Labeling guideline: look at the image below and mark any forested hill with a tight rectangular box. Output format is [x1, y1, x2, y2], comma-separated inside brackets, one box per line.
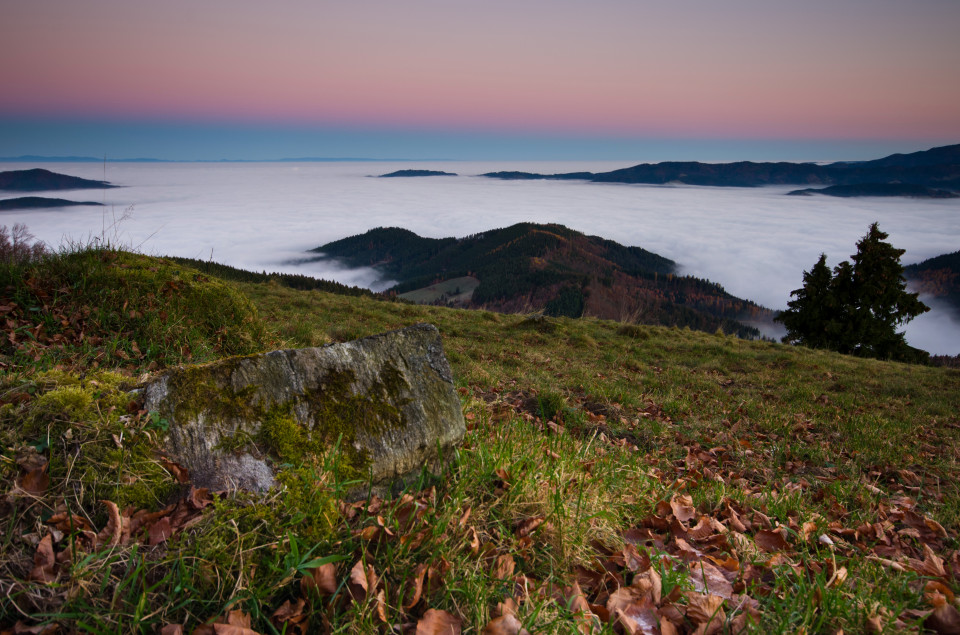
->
[905, 250, 960, 317]
[312, 223, 772, 337]
[0, 168, 117, 191]
[482, 143, 960, 190]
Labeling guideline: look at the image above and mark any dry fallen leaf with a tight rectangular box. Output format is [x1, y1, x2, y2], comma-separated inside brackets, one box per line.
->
[159, 625, 184, 635]
[515, 516, 546, 538]
[19, 464, 49, 497]
[416, 608, 462, 635]
[493, 554, 516, 580]
[686, 593, 726, 634]
[348, 559, 378, 602]
[689, 560, 733, 599]
[270, 598, 307, 633]
[670, 494, 697, 524]
[482, 614, 529, 635]
[924, 603, 960, 635]
[301, 561, 338, 597]
[754, 529, 790, 553]
[148, 517, 173, 546]
[28, 533, 57, 583]
[96, 500, 124, 547]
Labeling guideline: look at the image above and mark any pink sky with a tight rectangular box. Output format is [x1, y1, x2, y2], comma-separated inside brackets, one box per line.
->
[3, 0, 960, 141]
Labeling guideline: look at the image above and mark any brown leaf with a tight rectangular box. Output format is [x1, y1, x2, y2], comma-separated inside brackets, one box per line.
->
[375, 589, 388, 623]
[925, 603, 960, 635]
[404, 563, 429, 609]
[161, 458, 190, 484]
[926, 580, 956, 606]
[149, 517, 173, 546]
[19, 464, 49, 497]
[686, 594, 726, 631]
[348, 559, 378, 602]
[225, 610, 252, 628]
[660, 617, 680, 635]
[482, 613, 529, 635]
[631, 568, 662, 604]
[416, 609, 462, 635]
[96, 500, 124, 547]
[187, 486, 213, 509]
[622, 543, 650, 572]
[919, 544, 949, 579]
[212, 626, 260, 635]
[614, 598, 660, 635]
[301, 561, 338, 597]
[670, 494, 696, 524]
[28, 533, 57, 583]
[754, 528, 790, 553]
[160, 625, 184, 635]
[493, 554, 516, 580]
[689, 560, 733, 599]
[270, 598, 307, 632]
[466, 526, 481, 556]
[12, 622, 60, 635]
[515, 515, 546, 538]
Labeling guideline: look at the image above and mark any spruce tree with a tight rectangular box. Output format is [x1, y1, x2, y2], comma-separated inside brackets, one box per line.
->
[848, 222, 929, 359]
[776, 223, 929, 361]
[777, 254, 834, 349]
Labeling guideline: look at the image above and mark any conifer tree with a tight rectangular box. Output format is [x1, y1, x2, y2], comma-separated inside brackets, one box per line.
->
[776, 223, 929, 361]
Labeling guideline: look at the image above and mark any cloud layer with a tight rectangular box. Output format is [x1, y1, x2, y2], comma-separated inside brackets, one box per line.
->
[2, 160, 957, 353]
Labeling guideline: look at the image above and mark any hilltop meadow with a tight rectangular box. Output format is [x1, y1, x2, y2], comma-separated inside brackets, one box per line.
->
[1, 236, 959, 634]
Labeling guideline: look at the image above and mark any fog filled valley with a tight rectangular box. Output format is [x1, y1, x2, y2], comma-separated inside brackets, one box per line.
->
[2, 160, 959, 354]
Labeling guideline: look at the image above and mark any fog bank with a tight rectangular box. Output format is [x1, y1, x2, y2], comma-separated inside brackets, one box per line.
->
[2, 161, 957, 354]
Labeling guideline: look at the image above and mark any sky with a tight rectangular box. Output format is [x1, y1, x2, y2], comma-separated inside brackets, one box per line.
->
[2, 0, 960, 160]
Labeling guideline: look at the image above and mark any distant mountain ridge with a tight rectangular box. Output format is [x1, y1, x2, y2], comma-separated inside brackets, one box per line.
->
[0, 197, 104, 211]
[787, 183, 959, 198]
[311, 223, 772, 337]
[0, 168, 116, 191]
[482, 143, 960, 192]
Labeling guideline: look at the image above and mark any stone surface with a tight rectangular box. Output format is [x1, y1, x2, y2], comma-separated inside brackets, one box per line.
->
[140, 323, 465, 495]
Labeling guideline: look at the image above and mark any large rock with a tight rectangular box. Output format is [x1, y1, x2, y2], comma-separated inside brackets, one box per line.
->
[140, 323, 465, 496]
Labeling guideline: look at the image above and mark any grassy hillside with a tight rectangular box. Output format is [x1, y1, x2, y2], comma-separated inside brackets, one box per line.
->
[2, 248, 959, 633]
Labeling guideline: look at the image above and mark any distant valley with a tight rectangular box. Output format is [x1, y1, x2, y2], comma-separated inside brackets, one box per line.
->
[310, 223, 773, 338]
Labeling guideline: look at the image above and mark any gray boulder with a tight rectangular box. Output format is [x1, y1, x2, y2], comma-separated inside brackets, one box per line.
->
[140, 323, 465, 496]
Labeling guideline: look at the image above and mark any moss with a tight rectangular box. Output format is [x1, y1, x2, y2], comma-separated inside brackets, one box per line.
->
[256, 405, 318, 464]
[32, 386, 93, 422]
[162, 358, 260, 424]
[36, 370, 82, 390]
[301, 365, 412, 479]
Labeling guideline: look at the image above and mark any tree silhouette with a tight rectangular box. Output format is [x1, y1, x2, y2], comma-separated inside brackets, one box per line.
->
[776, 223, 929, 362]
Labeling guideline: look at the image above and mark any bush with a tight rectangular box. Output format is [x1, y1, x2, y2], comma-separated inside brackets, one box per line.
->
[0, 223, 47, 265]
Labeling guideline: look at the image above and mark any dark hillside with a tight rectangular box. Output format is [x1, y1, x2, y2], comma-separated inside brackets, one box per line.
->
[905, 250, 960, 317]
[482, 143, 960, 189]
[313, 223, 770, 336]
[0, 168, 117, 191]
[831, 142, 960, 169]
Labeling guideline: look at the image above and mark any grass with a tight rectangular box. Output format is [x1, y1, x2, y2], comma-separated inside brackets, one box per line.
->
[1, 247, 959, 633]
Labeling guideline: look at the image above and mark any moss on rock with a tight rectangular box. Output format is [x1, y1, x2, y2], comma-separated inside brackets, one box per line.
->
[142, 324, 466, 497]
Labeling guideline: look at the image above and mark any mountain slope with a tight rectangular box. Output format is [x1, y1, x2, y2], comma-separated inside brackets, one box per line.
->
[905, 250, 960, 317]
[0, 168, 117, 191]
[482, 143, 960, 190]
[312, 223, 771, 337]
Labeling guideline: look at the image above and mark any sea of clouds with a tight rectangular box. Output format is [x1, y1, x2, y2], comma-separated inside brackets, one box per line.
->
[2, 160, 958, 354]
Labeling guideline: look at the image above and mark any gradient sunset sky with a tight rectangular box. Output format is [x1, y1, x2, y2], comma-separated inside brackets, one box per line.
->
[3, 0, 959, 160]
